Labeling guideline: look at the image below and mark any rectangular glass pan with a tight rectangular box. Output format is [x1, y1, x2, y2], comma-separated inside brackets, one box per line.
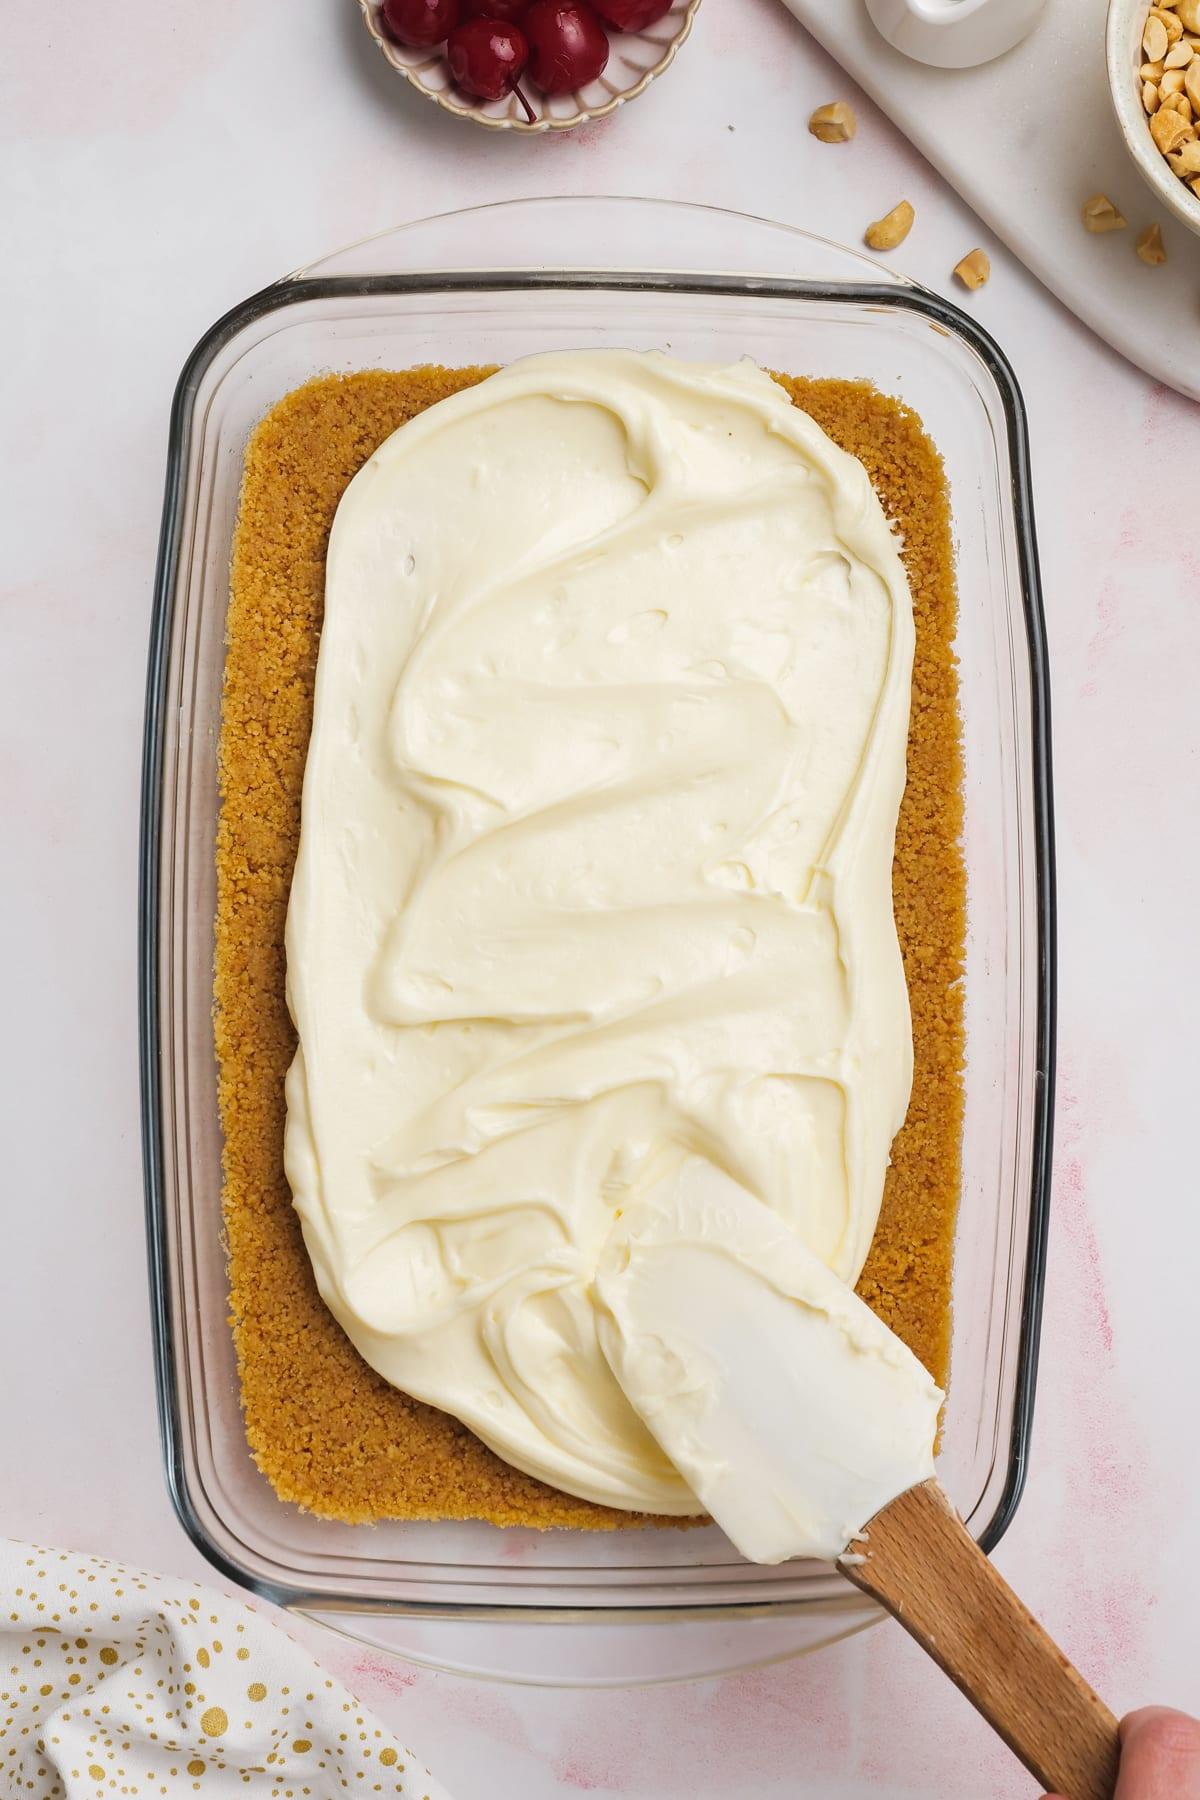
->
[140, 202, 1054, 1677]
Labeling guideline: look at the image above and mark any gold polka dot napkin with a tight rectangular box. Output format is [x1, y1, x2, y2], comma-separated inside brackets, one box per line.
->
[1, 1541, 454, 1798]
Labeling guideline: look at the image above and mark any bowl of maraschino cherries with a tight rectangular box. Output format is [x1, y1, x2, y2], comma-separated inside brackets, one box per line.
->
[358, 0, 700, 131]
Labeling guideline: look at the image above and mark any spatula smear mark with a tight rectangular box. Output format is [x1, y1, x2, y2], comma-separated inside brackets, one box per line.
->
[593, 1154, 943, 1565]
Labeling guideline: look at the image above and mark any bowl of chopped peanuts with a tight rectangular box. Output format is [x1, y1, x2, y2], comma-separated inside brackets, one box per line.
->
[1106, 0, 1200, 234]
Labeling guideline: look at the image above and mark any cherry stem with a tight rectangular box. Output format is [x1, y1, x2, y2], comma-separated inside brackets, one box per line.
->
[513, 78, 536, 123]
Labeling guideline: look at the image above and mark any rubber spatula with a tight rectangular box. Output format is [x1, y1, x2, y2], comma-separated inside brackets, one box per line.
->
[594, 1157, 1120, 1800]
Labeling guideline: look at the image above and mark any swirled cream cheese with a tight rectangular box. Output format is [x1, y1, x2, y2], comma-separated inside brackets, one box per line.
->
[284, 349, 916, 1521]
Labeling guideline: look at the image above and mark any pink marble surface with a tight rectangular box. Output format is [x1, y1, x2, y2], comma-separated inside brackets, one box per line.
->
[3, 0, 1199, 1793]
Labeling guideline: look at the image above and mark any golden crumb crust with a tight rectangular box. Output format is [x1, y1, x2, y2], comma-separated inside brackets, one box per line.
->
[215, 366, 965, 1528]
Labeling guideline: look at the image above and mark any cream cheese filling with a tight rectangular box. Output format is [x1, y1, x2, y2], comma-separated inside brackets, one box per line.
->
[284, 350, 915, 1518]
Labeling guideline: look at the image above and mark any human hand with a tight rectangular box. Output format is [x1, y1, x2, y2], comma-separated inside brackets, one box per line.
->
[1042, 1707, 1200, 1799]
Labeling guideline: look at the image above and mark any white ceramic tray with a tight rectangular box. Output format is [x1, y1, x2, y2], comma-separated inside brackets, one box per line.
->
[780, 0, 1200, 401]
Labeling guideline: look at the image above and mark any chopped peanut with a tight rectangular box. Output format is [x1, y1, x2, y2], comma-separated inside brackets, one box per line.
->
[1167, 136, 1200, 172]
[952, 249, 990, 290]
[1082, 192, 1127, 231]
[1152, 6, 1184, 44]
[865, 200, 915, 250]
[1151, 103, 1193, 149]
[1135, 222, 1168, 263]
[809, 101, 856, 143]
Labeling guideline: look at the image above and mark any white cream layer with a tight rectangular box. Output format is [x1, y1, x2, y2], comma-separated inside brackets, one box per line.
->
[284, 349, 916, 1518]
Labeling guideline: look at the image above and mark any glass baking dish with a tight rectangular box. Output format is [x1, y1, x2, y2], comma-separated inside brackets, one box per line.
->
[140, 199, 1055, 1686]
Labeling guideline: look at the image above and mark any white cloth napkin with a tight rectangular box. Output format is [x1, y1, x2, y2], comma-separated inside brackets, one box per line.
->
[0, 1540, 455, 1799]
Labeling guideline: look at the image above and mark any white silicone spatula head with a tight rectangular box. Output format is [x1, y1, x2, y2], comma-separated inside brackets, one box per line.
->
[592, 1154, 942, 1564]
[594, 1156, 1121, 1800]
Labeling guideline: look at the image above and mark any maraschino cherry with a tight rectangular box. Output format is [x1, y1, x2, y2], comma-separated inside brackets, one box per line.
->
[382, 0, 461, 46]
[460, 0, 530, 19]
[447, 17, 529, 98]
[522, 0, 609, 93]
[590, 0, 671, 28]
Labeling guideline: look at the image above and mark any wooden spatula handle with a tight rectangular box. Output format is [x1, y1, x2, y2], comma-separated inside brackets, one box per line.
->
[840, 1480, 1120, 1800]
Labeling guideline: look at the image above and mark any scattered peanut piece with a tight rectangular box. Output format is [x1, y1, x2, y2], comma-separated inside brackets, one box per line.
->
[809, 101, 856, 142]
[952, 249, 989, 291]
[865, 200, 915, 250]
[1082, 192, 1127, 231]
[1135, 221, 1168, 263]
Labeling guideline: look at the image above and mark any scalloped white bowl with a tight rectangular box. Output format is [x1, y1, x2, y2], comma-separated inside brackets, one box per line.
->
[357, 0, 701, 132]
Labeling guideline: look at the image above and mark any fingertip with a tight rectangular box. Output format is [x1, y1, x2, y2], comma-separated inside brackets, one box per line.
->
[1116, 1707, 1200, 1798]
[1120, 1705, 1200, 1747]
